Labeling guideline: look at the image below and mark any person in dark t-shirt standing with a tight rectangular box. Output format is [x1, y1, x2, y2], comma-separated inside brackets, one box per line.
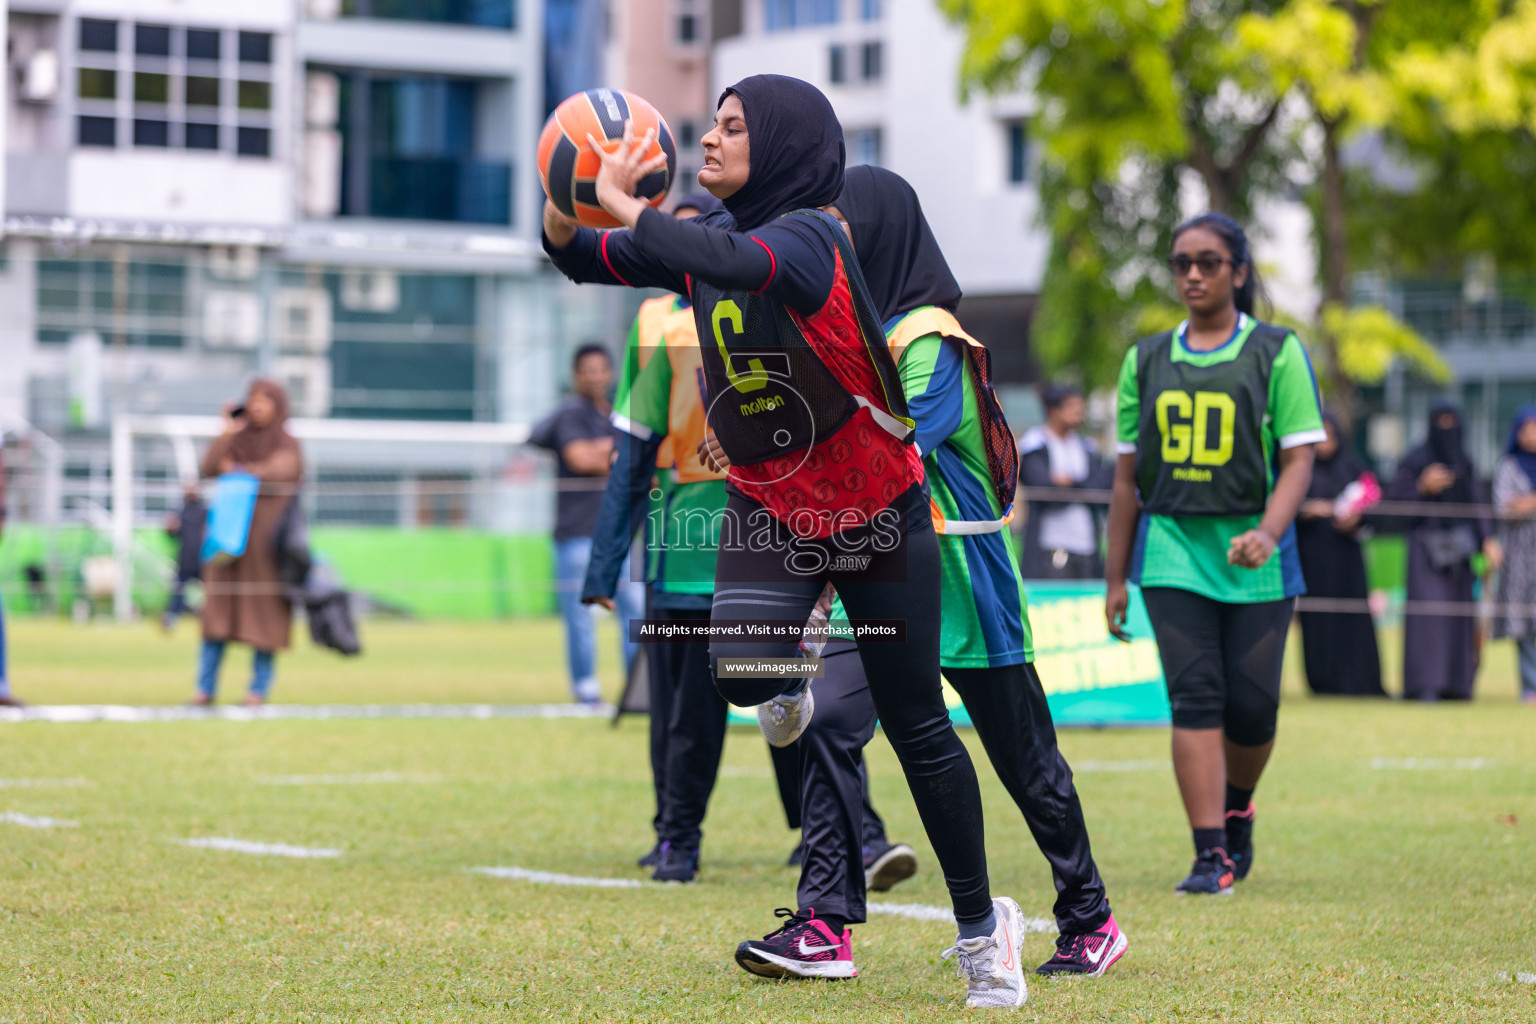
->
[530, 343, 644, 704]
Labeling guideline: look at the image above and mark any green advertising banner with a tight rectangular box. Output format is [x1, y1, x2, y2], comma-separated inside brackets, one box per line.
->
[945, 581, 1169, 728]
[725, 581, 1168, 730]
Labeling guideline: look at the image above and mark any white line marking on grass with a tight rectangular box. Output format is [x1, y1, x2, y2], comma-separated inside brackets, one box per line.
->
[1369, 757, 1496, 771]
[176, 837, 342, 858]
[469, 866, 644, 889]
[0, 778, 92, 788]
[1072, 759, 1166, 773]
[1497, 972, 1536, 983]
[0, 703, 613, 724]
[868, 902, 1056, 933]
[1, 811, 79, 829]
[256, 772, 444, 786]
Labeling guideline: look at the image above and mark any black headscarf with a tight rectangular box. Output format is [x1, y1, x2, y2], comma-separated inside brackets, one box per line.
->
[1427, 399, 1471, 470]
[1505, 405, 1536, 487]
[1307, 412, 1368, 501]
[672, 192, 723, 217]
[833, 165, 963, 323]
[1398, 400, 1477, 504]
[716, 75, 845, 231]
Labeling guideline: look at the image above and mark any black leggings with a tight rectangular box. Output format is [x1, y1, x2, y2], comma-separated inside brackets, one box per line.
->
[945, 663, 1110, 932]
[1141, 587, 1292, 745]
[709, 488, 992, 925]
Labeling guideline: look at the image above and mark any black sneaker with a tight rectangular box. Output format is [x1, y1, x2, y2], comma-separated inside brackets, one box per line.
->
[786, 838, 804, 868]
[637, 841, 663, 869]
[1225, 803, 1256, 880]
[1175, 847, 1236, 895]
[1036, 913, 1128, 977]
[651, 842, 699, 883]
[735, 908, 856, 979]
[863, 840, 918, 892]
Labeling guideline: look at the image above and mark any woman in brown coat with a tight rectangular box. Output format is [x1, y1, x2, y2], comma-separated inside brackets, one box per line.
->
[191, 379, 303, 706]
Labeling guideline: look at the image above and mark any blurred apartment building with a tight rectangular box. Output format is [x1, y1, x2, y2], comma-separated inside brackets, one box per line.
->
[0, 0, 637, 531]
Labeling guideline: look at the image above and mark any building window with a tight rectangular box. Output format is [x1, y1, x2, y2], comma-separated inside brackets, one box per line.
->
[848, 126, 881, 167]
[339, 1, 516, 30]
[238, 80, 272, 110]
[675, 0, 704, 45]
[134, 72, 170, 104]
[238, 32, 273, 64]
[186, 28, 220, 60]
[238, 127, 272, 157]
[861, 41, 882, 81]
[1006, 119, 1029, 184]
[766, 0, 841, 32]
[676, 119, 699, 150]
[78, 67, 116, 100]
[134, 119, 170, 147]
[185, 76, 219, 107]
[135, 23, 171, 56]
[77, 116, 116, 147]
[36, 257, 188, 349]
[185, 123, 220, 150]
[861, 0, 881, 20]
[334, 72, 511, 225]
[829, 44, 846, 84]
[75, 23, 275, 159]
[79, 19, 118, 53]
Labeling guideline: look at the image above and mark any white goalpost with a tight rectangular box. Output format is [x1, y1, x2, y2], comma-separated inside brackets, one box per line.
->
[108, 414, 537, 621]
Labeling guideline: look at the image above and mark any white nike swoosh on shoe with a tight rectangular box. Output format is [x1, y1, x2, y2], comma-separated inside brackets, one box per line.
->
[1084, 940, 1107, 965]
[798, 937, 842, 956]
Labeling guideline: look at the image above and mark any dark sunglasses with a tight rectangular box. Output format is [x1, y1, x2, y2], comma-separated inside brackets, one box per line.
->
[1167, 255, 1238, 277]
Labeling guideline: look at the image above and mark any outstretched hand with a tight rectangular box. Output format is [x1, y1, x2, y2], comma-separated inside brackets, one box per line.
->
[589, 120, 670, 230]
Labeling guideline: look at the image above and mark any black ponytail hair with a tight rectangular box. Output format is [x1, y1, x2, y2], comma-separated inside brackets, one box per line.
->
[1171, 212, 1269, 319]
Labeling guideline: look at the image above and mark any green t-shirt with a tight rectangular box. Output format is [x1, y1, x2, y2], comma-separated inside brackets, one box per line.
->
[1115, 315, 1325, 603]
[829, 317, 1034, 666]
[614, 303, 726, 596]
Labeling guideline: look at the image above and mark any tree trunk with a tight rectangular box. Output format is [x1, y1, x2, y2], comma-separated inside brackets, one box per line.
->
[1319, 116, 1357, 416]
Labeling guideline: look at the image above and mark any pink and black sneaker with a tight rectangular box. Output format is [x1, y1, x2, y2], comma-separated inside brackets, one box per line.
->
[734, 908, 856, 980]
[1036, 913, 1128, 977]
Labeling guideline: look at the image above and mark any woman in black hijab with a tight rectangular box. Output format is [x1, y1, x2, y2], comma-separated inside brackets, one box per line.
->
[1295, 413, 1386, 696]
[541, 76, 1025, 1004]
[1384, 401, 1502, 699]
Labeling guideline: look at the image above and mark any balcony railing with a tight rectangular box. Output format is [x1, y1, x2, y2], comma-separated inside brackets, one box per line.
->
[1395, 283, 1536, 346]
[341, 0, 515, 30]
[367, 157, 511, 225]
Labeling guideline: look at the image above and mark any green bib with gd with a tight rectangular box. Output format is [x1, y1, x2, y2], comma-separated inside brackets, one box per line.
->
[1134, 322, 1289, 517]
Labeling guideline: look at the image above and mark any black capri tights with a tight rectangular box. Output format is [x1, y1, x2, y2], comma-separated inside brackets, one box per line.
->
[706, 488, 993, 926]
[1141, 587, 1293, 746]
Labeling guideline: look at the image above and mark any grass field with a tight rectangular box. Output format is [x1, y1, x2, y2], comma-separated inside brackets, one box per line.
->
[2, 618, 1533, 1022]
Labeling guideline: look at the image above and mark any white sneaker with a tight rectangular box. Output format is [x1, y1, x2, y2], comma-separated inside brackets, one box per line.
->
[941, 896, 1028, 1009]
[756, 685, 814, 747]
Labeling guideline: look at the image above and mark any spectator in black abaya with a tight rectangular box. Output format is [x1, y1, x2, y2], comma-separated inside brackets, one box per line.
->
[1490, 406, 1536, 704]
[1384, 402, 1502, 701]
[1295, 414, 1385, 696]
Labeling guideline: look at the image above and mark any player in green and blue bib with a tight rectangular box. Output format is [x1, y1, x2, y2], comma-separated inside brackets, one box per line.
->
[1106, 213, 1324, 895]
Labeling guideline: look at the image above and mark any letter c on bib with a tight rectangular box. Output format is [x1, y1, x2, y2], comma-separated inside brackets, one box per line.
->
[712, 300, 768, 394]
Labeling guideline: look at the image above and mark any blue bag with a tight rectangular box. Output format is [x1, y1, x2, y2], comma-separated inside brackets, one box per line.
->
[200, 472, 260, 567]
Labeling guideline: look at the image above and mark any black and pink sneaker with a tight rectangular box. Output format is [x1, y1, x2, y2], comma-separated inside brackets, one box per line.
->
[735, 908, 856, 980]
[1036, 913, 1129, 977]
[1226, 803, 1256, 880]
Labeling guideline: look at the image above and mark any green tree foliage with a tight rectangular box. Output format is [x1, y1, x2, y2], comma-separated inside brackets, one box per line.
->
[940, 0, 1536, 395]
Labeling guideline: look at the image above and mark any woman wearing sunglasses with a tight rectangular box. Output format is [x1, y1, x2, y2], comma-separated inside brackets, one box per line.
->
[1105, 213, 1323, 894]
